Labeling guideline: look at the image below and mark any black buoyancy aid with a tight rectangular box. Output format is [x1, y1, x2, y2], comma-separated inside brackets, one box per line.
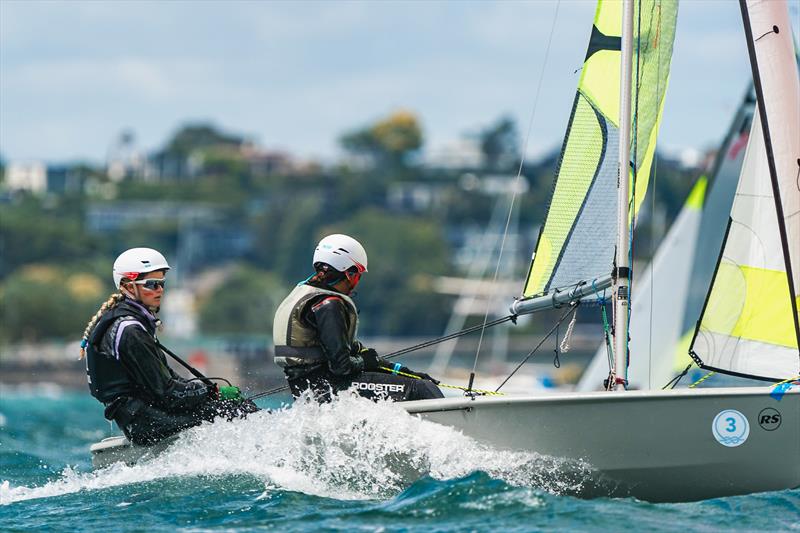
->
[272, 284, 358, 368]
[85, 299, 159, 404]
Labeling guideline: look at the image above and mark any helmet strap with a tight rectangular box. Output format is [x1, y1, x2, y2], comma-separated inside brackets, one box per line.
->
[120, 282, 137, 300]
[120, 281, 159, 312]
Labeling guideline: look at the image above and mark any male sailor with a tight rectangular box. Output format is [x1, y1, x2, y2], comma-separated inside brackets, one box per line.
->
[273, 233, 443, 402]
[80, 247, 258, 445]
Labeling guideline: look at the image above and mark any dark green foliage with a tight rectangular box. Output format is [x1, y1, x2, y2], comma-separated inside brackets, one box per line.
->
[165, 123, 243, 156]
[479, 116, 520, 172]
[0, 193, 110, 278]
[0, 112, 699, 343]
[197, 266, 283, 335]
[0, 266, 106, 342]
[320, 209, 453, 336]
[340, 111, 423, 169]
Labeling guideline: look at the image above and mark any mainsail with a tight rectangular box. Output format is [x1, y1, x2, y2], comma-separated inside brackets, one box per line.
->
[576, 88, 755, 391]
[522, 0, 678, 300]
[690, 0, 800, 380]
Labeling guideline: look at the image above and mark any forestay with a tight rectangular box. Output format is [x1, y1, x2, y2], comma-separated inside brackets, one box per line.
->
[522, 0, 677, 300]
[690, 0, 800, 381]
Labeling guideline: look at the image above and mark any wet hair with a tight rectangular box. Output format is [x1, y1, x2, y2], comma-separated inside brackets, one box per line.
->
[79, 292, 125, 359]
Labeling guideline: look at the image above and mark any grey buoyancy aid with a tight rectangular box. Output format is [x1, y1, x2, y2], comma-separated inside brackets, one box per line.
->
[272, 284, 358, 368]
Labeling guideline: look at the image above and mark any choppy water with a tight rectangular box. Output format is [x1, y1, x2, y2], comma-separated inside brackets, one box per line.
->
[1, 388, 798, 532]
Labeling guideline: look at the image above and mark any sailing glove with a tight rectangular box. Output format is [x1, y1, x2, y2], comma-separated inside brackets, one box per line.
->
[360, 349, 388, 372]
[393, 366, 440, 384]
[218, 385, 243, 402]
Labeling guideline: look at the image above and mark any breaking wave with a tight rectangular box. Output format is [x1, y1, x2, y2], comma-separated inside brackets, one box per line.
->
[1, 393, 593, 505]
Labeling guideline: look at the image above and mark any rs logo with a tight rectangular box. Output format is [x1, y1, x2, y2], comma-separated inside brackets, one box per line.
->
[758, 408, 781, 431]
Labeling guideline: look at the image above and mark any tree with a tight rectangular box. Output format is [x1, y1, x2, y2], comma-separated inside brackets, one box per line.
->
[340, 110, 423, 168]
[0, 265, 105, 342]
[0, 194, 108, 278]
[165, 123, 244, 157]
[197, 265, 283, 335]
[479, 116, 519, 172]
[321, 209, 453, 336]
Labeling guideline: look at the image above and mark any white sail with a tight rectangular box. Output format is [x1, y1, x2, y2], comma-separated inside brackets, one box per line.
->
[690, 0, 800, 380]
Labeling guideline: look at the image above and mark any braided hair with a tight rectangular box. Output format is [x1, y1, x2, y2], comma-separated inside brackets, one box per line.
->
[79, 292, 125, 359]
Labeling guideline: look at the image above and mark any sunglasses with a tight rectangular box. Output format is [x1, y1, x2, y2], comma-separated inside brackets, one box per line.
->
[132, 278, 167, 290]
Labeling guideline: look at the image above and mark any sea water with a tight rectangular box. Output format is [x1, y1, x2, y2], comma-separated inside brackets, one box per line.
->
[1, 388, 798, 532]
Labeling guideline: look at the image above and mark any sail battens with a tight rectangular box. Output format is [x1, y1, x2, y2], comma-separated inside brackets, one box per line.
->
[692, 335, 798, 380]
[522, 0, 678, 301]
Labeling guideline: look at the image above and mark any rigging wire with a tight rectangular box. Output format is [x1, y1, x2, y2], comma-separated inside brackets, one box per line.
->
[246, 315, 517, 401]
[467, 0, 562, 394]
[495, 303, 578, 393]
[629, 0, 643, 388]
[648, 0, 665, 390]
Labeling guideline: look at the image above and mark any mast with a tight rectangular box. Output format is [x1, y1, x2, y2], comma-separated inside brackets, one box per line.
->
[612, 0, 635, 390]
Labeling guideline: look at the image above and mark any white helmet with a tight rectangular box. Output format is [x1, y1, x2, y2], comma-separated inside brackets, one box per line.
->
[313, 234, 368, 273]
[112, 247, 171, 288]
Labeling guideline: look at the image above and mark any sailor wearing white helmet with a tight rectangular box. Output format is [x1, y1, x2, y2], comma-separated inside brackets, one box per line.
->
[80, 247, 257, 445]
[272, 234, 443, 402]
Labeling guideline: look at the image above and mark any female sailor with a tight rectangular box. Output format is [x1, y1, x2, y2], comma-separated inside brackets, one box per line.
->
[80, 247, 257, 445]
[273, 234, 443, 402]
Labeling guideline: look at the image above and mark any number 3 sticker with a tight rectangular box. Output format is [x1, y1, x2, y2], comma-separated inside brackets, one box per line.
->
[713, 409, 750, 447]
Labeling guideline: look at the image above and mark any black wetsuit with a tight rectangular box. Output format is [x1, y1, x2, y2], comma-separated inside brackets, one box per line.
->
[282, 283, 443, 402]
[85, 298, 257, 445]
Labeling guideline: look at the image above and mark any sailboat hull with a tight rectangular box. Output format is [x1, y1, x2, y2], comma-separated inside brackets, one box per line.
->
[402, 386, 799, 502]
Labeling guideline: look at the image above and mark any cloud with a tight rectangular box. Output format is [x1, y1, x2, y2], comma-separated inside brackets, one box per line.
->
[3, 58, 177, 101]
[0, 0, 763, 164]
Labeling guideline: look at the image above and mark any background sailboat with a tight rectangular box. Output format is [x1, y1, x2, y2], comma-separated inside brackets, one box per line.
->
[403, 0, 800, 502]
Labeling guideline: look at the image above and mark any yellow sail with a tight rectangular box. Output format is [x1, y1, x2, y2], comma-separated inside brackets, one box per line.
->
[523, 0, 678, 298]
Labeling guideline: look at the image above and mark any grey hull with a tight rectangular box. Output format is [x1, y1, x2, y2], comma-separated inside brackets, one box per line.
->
[88, 387, 798, 502]
[402, 386, 800, 502]
[90, 435, 177, 469]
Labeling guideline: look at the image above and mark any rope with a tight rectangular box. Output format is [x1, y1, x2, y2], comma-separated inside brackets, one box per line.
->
[248, 383, 290, 401]
[771, 375, 800, 387]
[688, 371, 716, 388]
[438, 383, 503, 397]
[495, 303, 579, 393]
[558, 308, 577, 352]
[662, 363, 693, 390]
[469, 0, 562, 390]
[383, 314, 517, 360]
[379, 367, 504, 397]
[595, 282, 614, 384]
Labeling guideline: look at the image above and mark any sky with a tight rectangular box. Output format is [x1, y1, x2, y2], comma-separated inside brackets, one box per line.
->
[1, 0, 798, 166]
